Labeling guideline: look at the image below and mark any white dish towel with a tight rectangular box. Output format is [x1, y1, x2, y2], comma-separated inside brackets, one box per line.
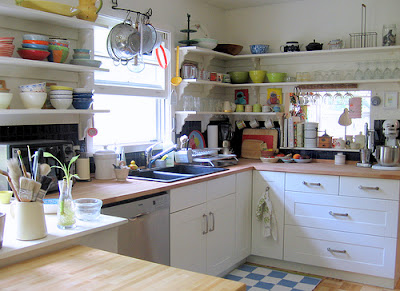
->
[255, 187, 278, 240]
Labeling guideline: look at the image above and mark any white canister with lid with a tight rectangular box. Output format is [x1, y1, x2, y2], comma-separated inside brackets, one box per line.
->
[335, 152, 346, 165]
[93, 149, 118, 179]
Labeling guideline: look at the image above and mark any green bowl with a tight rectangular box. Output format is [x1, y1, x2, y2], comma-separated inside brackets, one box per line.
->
[228, 71, 249, 84]
[249, 70, 266, 83]
[266, 72, 287, 83]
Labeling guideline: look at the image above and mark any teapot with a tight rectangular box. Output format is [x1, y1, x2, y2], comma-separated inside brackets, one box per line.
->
[306, 39, 323, 51]
[76, 0, 103, 22]
[280, 41, 302, 52]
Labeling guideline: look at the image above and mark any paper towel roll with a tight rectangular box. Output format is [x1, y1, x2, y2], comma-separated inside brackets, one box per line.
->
[76, 158, 90, 180]
[207, 125, 218, 148]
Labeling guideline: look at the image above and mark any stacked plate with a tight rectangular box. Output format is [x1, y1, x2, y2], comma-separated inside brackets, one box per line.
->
[49, 85, 73, 109]
[0, 37, 15, 57]
[72, 88, 93, 110]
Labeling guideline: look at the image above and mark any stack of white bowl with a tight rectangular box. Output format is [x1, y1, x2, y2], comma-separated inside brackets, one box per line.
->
[304, 122, 318, 148]
[18, 82, 47, 109]
[49, 86, 73, 109]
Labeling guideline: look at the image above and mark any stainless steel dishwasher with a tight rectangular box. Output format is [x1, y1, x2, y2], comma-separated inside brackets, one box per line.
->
[101, 192, 170, 265]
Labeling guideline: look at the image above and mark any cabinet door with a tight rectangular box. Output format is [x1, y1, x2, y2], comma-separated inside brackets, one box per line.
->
[170, 182, 207, 213]
[235, 171, 252, 263]
[252, 171, 285, 260]
[170, 203, 207, 273]
[206, 193, 236, 276]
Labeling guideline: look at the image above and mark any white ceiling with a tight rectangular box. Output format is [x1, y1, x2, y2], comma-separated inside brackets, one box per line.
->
[202, 0, 303, 10]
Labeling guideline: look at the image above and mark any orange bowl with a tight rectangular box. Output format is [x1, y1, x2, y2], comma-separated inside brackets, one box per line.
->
[22, 40, 49, 45]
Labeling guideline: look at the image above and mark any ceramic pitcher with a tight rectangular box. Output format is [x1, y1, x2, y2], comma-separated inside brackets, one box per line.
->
[11, 201, 47, 241]
[76, 0, 103, 22]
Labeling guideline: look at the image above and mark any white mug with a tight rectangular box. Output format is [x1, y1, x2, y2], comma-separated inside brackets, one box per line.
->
[11, 201, 47, 241]
[223, 101, 232, 112]
[249, 119, 259, 128]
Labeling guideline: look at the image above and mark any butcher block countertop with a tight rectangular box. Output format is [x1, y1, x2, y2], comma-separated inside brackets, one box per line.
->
[0, 245, 246, 291]
[47, 159, 400, 205]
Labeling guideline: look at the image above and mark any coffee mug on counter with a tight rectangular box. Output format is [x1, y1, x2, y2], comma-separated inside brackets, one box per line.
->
[10, 201, 47, 241]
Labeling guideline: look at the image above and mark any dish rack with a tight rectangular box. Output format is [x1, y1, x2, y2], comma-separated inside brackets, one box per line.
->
[192, 148, 219, 158]
[350, 4, 377, 48]
[193, 154, 238, 167]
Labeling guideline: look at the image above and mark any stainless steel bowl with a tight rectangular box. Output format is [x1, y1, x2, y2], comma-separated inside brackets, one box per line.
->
[374, 145, 400, 166]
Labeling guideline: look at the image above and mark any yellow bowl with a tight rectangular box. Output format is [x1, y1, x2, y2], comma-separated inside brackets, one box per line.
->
[49, 85, 73, 91]
[0, 191, 13, 204]
[249, 70, 266, 83]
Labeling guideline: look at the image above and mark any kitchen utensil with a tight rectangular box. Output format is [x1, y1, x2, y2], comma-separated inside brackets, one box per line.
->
[107, 20, 138, 64]
[6, 158, 22, 193]
[374, 145, 400, 166]
[280, 41, 301, 52]
[35, 175, 53, 202]
[74, 198, 102, 221]
[306, 39, 323, 51]
[141, 22, 157, 54]
[16, 150, 28, 178]
[181, 61, 198, 79]
[171, 46, 182, 86]
[18, 176, 36, 202]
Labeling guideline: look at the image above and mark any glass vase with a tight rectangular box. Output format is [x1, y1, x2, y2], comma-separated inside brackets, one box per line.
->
[57, 179, 76, 229]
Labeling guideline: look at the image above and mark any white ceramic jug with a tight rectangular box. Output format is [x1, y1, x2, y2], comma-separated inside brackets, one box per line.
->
[11, 201, 47, 241]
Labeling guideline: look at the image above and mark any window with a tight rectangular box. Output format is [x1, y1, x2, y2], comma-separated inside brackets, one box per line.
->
[297, 90, 371, 138]
[91, 16, 170, 150]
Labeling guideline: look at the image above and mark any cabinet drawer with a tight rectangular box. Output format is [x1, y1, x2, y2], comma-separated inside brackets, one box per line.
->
[285, 191, 399, 238]
[207, 174, 236, 201]
[170, 182, 207, 213]
[340, 177, 400, 200]
[284, 225, 396, 278]
[285, 173, 339, 195]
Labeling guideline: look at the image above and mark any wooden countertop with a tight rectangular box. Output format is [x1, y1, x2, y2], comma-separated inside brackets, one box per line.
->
[0, 245, 246, 291]
[46, 159, 400, 205]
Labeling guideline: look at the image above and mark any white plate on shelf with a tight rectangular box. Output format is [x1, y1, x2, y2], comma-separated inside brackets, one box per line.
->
[293, 158, 312, 163]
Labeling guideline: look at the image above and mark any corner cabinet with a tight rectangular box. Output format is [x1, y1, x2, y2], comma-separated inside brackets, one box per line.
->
[170, 172, 251, 277]
[0, 3, 110, 136]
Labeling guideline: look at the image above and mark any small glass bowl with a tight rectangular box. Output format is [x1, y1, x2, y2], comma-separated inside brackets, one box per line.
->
[74, 198, 102, 221]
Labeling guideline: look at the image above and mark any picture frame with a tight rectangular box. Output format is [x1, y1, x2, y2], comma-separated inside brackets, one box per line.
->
[384, 91, 398, 109]
[234, 89, 249, 105]
[267, 88, 282, 105]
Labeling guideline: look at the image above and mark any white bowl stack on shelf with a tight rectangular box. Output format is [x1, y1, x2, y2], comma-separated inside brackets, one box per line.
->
[49, 86, 73, 109]
[304, 122, 318, 148]
[18, 82, 47, 109]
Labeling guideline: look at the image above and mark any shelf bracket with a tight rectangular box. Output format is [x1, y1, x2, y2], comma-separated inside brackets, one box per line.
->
[203, 84, 214, 96]
[175, 112, 214, 134]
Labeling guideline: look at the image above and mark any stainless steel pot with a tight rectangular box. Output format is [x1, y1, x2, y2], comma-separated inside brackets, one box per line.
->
[374, 145, 400, 166]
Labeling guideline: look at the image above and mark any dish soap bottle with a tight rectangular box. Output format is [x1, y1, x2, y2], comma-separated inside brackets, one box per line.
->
[163, 138, 175, 167]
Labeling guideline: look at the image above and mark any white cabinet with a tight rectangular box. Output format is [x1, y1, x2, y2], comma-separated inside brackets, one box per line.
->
[170, 174, 240, 276]
[251, 171, 285, 260]
[283, 174, 400, 279]
[234, 171, 252, 262]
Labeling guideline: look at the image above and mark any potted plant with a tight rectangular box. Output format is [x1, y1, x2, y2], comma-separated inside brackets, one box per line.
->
[43, 152, 79, 229]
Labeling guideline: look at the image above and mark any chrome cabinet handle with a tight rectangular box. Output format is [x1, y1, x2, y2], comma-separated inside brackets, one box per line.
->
[327, 247, 347, 254]
[209, 212, 215, 232]
[203, 214, 208, 235]
[302, 181, 321, 186]
[358, 185, 379, 191]
[129, 212, 150, 221]
[329, 211, 349, 217]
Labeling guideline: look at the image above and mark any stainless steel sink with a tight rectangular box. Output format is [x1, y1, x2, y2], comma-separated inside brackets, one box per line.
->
[128, 165, 227, 183]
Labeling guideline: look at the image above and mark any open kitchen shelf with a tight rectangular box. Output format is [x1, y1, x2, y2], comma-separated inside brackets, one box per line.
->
[0, 2, 108, 29]
[280, 147, 360, 152]
[0, 56, 109, 73]
[0, 109, 109, 115]
[175, 111, 283, 134]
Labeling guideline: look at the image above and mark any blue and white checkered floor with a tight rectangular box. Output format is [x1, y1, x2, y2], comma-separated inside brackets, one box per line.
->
[225, 264, 322, 291]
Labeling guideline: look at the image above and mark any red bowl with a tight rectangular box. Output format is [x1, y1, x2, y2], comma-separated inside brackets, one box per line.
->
[17, 48, 50, 61]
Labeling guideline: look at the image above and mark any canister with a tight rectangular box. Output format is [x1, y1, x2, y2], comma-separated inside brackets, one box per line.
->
[93, 149, 118, 180]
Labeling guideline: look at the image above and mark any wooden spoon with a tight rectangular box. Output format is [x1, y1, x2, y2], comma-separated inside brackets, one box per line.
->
[171, 46, 182, 86]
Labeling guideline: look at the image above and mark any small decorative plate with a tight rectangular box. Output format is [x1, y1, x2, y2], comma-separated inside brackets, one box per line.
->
[188, 130, 205, 149]
[293, 158, 312, 163]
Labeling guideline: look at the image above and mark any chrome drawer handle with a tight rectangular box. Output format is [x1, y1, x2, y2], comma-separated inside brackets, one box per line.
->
[209, 212, 215, 232]
[203, 214, 208, 235]
[302, 181, 321, 186]
[129, 212, 150, 220]
[358, 185, 379, 191]
[329, 211, 349, 217]
[327, 247, 347, 254]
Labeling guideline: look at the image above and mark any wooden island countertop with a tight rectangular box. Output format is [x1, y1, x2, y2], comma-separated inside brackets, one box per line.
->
[0, 245, 246, 291]
[46, 159, 400, 205]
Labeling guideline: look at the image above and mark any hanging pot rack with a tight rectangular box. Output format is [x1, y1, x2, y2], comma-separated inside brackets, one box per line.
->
[111, 0, 152, 20]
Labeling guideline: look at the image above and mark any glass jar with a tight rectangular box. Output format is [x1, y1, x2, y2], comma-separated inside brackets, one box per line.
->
[382, 24, 396, 46]
[57, 179, 76, 229]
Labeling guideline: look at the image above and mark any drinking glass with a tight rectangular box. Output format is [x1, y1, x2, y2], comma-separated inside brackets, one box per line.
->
[193, 97, 201, 112]
[183, 95, 194, 111]
[354, 63, 363, 80]
[312, 92, 322, 105]
[373, 61, 383, 79]
[333, 92, 343, 104]
[393, 60, 400, 78]
[363, 62, 373, 80]
[323, 92, 332, 105]
[383, 59, 394, 79]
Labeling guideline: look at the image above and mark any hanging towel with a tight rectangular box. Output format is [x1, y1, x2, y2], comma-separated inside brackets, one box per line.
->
[255, 187, 278, 241]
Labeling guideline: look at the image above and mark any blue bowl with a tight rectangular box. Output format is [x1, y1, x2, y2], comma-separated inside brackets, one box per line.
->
[250, 44, 269, 54]
[22, 43, 49, 50]
[72, 98, 93, 109]
[73, 93, 93, 98]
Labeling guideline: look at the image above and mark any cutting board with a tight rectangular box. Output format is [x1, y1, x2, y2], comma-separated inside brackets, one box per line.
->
[242, 128, 278, 151]
[241, 139, 264, 159]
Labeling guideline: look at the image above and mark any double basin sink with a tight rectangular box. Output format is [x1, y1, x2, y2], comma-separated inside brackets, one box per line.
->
[128, 164, 227, 182]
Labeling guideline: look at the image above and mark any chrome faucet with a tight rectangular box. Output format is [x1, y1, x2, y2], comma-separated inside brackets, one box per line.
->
[145, 142, 178, 169]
